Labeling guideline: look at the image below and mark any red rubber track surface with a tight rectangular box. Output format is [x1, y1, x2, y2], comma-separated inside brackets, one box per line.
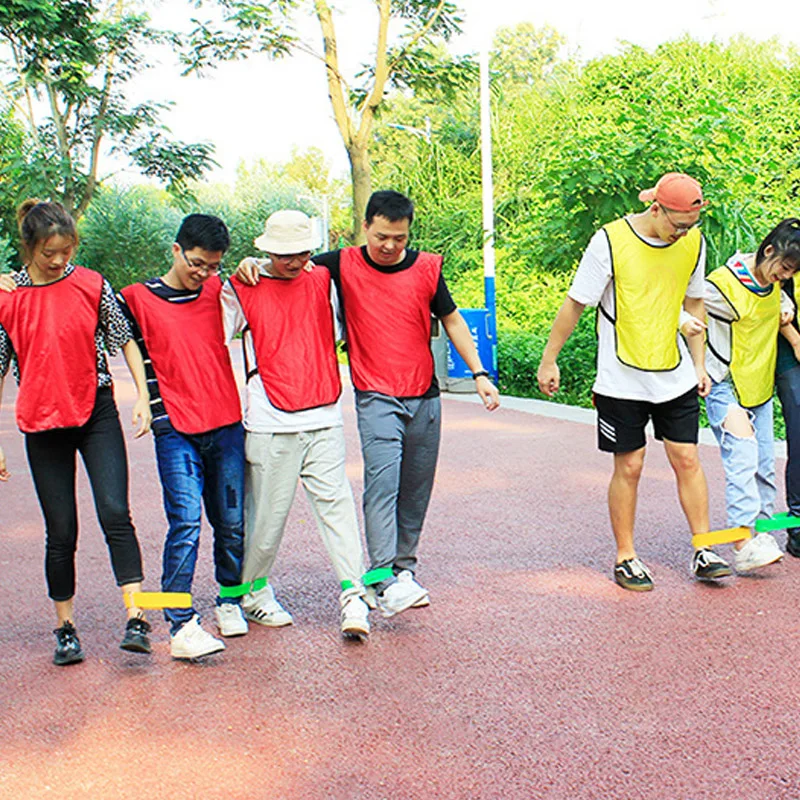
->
[1, 358, 799, 799]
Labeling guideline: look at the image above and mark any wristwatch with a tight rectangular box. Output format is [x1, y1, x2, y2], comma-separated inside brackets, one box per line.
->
[472, 370, 490, 379]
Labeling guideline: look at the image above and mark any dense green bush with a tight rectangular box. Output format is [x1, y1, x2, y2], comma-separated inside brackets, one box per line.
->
[76, 185, 183, 288]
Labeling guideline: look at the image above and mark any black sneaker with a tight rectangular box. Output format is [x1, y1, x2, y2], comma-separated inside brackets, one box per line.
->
[787, 528, 800, 559]
[692, 547, 733, 580]
[613, 557, 654, 592]
[120, 617, 152, 653]
[53, 621, 85, 666]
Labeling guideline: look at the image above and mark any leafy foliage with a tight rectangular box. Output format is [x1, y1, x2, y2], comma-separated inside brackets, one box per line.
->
[0, 0, 215, 216]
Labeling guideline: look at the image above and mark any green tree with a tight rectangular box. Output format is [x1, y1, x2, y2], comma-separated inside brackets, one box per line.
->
[0, 0, 216, 218]
[183, 0, 473, 240]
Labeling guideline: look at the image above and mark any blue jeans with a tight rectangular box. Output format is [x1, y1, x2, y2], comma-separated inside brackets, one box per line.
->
[777, 365, 800, 527]
[154, 422, 245, 632]
[706, 379, 776, 528]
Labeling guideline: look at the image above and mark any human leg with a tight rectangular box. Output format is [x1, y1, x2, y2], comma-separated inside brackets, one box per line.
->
[751, 398, 777, 521]
[198, 423, 248, 636]
[355, 391, 405, 593]
[25, 427, 80, 616]
[394, 396, 441, 577]
[608, 447, 646, 562]
[776, 365, 800, 554]
[78, 389, 146, 624]
[299, 426, 365, 586]
[25, 428, 86, 664]
[706, 381, 781, 571]
[240, 431, 299, 627]
[154, 426, 204, 633]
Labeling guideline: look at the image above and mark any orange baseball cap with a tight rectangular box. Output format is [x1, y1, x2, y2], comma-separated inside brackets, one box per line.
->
[638, 173, 708, 212]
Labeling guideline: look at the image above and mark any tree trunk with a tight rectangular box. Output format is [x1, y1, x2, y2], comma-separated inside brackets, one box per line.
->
[348, 143, 371, 244]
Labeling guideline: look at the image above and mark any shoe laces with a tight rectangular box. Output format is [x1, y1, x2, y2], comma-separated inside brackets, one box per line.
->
[627, 557, 652, 580]
[55, 621, 79, 644]
[127, 616, 152, 634]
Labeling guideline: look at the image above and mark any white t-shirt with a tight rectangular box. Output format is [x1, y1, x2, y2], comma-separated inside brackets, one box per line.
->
[568, 223, 706, 403]
[221, 272, 344, 434]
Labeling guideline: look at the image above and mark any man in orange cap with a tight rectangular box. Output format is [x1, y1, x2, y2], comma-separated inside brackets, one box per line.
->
[537, 172, 729, 591]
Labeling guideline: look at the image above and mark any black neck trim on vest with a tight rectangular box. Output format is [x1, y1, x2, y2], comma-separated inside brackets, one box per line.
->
[360, 245, 420, 273]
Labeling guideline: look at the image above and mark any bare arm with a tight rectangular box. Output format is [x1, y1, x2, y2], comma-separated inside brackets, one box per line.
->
[0, 376, 8, 481]
[536, 296, 586, 397]
[683, 296, 711, 397]
[440, 310, 500, 411]
[121, 339, 152, 438]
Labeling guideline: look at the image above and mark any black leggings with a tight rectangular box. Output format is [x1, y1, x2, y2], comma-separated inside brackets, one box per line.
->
[24, 388, 144, 601]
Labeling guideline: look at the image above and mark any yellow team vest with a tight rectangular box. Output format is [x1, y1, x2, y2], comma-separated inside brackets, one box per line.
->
[706, 264, 779, 408]
[603, 218, 702, 371]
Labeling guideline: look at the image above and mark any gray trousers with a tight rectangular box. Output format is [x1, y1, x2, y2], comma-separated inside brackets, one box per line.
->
[355, 391, 441, 592]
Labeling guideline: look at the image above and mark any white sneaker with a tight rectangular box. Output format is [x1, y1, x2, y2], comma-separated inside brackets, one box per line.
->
[364, 586, 378, 610]
[340, 589, 370, 640]
[397, 570, 430, 607]
[215, 603, 249, 637]
[734, 533, 783, 572]
[377, 579, 429, 619]
[170, 615, 225, 660]
[242, 584, 293, 627]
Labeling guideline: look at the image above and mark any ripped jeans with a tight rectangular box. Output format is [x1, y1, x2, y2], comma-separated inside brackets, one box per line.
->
[155, 422, 245, 632]
[705, 379, 776, 528]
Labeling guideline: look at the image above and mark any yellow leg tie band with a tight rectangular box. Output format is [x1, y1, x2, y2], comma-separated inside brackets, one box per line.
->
[691, 527, 751, 549]
[124, 592, 192, 609]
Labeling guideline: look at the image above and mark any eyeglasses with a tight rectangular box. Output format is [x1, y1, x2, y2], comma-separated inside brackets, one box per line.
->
[271, 251, 312, 264]
[182, 249, 222, 274]
[660, 206, 702, 234]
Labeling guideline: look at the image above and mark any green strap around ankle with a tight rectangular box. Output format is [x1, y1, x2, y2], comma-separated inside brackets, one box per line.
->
[219, 576, 268, 598]
[362, 568, 393, 586]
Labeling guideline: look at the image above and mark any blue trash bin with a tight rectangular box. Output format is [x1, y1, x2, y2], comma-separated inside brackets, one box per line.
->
[446, 308, 496, 391]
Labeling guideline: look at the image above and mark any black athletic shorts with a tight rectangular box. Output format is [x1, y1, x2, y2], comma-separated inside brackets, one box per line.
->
[594, 387, 700, 453]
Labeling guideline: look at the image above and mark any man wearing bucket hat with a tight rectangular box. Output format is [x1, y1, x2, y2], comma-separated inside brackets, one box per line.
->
[537, 172, 732, 591]
[222, 210, 372, 640]
[236, 191, 500, 619]
[118, 214, 249, 659]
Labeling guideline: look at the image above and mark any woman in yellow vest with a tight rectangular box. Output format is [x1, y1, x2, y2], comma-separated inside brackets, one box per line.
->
[702, 219, 800, 571]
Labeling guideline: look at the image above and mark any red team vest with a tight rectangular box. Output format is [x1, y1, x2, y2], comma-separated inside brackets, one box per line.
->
[0, 266, 103, 433]
[338, 247, 441, 396]
[121, 275, 241, 434]
[228, 267, 341, 412]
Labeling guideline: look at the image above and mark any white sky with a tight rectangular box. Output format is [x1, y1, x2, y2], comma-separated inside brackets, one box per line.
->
[123, 0, 800, 185]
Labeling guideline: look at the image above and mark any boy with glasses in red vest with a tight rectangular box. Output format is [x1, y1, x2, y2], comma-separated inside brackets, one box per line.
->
[119, 214, 248, 659]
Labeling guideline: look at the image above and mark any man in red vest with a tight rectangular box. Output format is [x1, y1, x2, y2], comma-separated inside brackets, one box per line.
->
[237, 191, 500, 618]
[223, 210, 371, 639]
[119, 214, 248, 659]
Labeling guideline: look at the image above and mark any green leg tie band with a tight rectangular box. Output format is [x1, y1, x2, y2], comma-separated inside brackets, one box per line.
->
[755, 516, 800, 532]
[362, 568, 393, 586]
[219, 577, 268, 598]
[341, 580, 355, 591]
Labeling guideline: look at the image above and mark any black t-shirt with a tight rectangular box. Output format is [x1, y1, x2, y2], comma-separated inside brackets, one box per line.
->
[313, 246, 457, 398]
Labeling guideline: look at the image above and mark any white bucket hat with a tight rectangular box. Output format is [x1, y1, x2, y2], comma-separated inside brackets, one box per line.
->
[254, 210, 320, 254]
